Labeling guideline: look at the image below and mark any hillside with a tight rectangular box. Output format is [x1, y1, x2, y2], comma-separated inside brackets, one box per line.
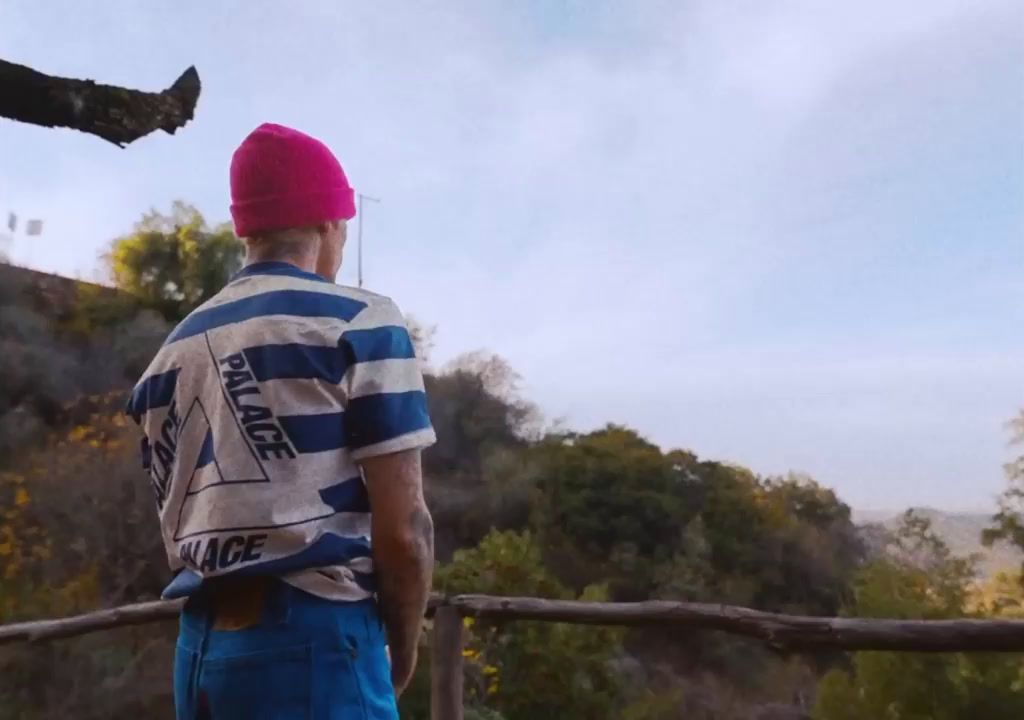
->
[4, 257, 1024, 719]
[856, 507, 1022, 579]
[0, 261, 170, 457]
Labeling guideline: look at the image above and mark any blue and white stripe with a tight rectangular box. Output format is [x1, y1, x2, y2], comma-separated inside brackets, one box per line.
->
[128, 262, 435, 601]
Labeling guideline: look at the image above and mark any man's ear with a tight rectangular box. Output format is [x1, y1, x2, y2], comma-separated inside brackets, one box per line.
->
[317, 220, 346, 245]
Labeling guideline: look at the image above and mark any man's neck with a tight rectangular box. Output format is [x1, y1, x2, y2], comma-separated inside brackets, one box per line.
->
[244, 254, 316, 274]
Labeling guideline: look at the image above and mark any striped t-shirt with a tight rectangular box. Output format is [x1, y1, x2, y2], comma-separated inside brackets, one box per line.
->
[127, 261, 435, 602]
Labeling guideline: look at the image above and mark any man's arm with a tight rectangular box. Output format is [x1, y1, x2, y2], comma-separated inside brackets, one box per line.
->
[362, 448, 434, 697]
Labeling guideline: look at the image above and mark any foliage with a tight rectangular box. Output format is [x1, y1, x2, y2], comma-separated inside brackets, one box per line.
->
[435, 530, 624, 720]
[529, 426, 861, 615]
[985, 411, 1024, 564]
[620, 689, 685, 720]
[396, 647, 433, 720]
[973, 571, 1024, 618]
[407, 315, 437, 367]
[7, 227, 1024, 720]
[464, 706, 508, 720]
[424, 353, 540, 558]
[425, 352, 538, 480]
[0, 393, 165, 619]
[530, 426, 696, 599]
[813, 512, 1024, 720]
[0, 266, 169, 460]
[0, 393, 170, 718]
[533, 427, 686, 559]
[748, 474, 863, 615]
[104, 201, 242, 322]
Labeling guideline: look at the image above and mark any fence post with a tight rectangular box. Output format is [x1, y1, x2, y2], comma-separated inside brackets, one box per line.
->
[431, 605, 464, 720]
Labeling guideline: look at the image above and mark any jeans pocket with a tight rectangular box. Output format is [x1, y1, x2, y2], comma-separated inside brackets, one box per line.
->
[200, 643, 314, 720]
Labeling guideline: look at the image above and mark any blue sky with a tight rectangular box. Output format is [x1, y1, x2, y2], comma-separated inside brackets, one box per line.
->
[1, 1, 1021, 511]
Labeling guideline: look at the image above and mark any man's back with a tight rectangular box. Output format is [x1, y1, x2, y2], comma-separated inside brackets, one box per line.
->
[128, 260, 434, 601]
[135, 122, 434, 718]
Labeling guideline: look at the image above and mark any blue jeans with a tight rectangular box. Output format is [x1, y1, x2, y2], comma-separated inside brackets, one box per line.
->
[174, 581, 398, 719]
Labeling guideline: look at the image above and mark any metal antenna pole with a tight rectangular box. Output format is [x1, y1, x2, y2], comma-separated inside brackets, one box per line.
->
[357, 193, 380, 288]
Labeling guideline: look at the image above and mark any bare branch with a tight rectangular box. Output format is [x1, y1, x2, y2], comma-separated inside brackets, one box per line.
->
[0, 599, 183, 646]
[0, 60, 201, 147]
[6, 594, 1024, 654]
[452, 595, 1024, 653]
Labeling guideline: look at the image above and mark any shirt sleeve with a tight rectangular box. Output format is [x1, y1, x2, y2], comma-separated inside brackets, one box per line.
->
[339, 298, 436, 462]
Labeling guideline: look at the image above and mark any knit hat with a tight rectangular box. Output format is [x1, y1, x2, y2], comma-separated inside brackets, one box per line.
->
[229, 123, 356, 237]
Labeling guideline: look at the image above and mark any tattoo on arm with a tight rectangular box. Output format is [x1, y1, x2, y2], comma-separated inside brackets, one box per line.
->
[362, 450, 434, 671]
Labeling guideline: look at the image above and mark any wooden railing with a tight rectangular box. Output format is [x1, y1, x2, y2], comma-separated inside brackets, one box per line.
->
[6, 595, 1024, 720]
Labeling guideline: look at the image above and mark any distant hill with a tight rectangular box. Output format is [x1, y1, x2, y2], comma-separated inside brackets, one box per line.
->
[854, 507, 1022, 579]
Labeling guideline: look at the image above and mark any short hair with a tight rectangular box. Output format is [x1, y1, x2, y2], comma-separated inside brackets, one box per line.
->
[245, 225, 320, 262]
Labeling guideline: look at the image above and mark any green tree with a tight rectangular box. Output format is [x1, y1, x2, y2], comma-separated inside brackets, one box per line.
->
[985, 411, 1024, 560]
[753, 474, 862, 615]
[423, 353, 540, 558]
[105, 201, 242, 322]
[689, 460, 771, 605]
[530, 426, 695, 599]
[813, 512, 1024, 720]
[424, 352, 537, 481]
[435, 530, 624, 720]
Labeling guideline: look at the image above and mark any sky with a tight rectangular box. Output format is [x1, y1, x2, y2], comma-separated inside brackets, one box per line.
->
[0, 0, 1021, 511]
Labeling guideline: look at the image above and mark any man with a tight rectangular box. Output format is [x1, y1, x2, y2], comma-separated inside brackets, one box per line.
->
[127, 123, 435, 719]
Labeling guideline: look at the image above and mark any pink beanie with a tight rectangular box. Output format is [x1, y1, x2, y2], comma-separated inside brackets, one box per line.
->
[229, 123, 356, 237]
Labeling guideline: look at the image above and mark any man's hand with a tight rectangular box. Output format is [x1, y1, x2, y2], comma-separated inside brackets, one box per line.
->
[362, 449, 434, 697]
[383, 643, 418, 695]
[389, 642, 419, 696]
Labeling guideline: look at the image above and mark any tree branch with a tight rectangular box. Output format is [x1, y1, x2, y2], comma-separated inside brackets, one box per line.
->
[0, 599, 183, 645]
[452, 595, 1024, 653]
[6, 594, 1024, 654]
[0, 60, 201, 147]
[0, 595, 445, 646]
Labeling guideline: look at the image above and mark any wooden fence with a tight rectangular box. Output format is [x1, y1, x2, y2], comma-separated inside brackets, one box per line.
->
[6, 595, 1024, 720]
